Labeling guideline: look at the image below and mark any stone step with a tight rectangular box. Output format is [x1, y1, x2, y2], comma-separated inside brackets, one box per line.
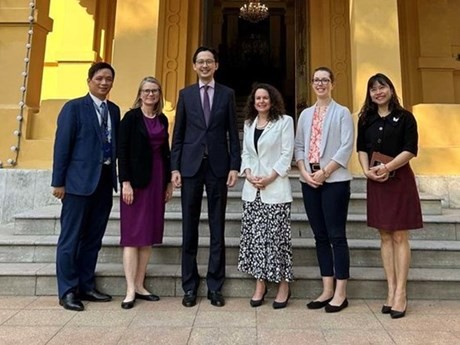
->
[1, 262, 460, 300]
[111, 191, 442, 215]
[2, 231, 460, 269]
[13, 206, 460, 240]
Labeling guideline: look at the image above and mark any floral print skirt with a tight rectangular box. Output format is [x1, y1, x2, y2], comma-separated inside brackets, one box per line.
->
[237, 192, 294, 282]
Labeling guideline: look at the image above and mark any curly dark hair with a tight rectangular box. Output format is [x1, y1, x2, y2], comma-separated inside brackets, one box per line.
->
[243, 83, 286, 125]
[358, 73, 404, 125]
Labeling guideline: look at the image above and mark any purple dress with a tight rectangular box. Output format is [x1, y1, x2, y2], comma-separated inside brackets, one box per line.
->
[120, 116, 167, 246]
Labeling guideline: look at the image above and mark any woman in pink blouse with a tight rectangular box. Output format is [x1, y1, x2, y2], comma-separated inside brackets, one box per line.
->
[294, 67, 354, 313]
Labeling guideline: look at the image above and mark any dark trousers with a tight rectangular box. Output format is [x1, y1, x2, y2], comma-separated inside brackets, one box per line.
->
[56, 165, 113, 298]
[181, 158, 228, 293]
[301, 181, 350, 280]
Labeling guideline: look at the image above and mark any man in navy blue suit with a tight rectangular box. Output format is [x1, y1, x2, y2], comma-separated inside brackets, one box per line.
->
[51, 62, 120, 311]
[171, 46, 241, 308]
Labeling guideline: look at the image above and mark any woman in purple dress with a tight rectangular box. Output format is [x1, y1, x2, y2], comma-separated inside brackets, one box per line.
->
[118, 76, 172, 309]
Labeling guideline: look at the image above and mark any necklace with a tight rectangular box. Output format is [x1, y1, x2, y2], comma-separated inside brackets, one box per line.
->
[256, 118, 268, 129]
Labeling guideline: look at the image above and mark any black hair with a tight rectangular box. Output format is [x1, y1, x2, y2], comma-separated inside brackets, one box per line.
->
[192, 46, 219, 63]
[244, 83, 286, 124]
[358, 73, 404, 125]
[88, 62, 115, 80]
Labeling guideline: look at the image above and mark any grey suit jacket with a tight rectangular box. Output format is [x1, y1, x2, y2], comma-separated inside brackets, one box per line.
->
[294, 100, 354, 183]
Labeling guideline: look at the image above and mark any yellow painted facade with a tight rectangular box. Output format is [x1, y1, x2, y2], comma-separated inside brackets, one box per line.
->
[0, 0, 459, 174]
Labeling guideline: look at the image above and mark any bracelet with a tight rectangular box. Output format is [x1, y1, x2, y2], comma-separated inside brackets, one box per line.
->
[383, 164, 391, 173]
[321, 168, 330, 178]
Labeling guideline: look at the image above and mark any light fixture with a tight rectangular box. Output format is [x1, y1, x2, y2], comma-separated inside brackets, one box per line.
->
[239, 1, 269, 23]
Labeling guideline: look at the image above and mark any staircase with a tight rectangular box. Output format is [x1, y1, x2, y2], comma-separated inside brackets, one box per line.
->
[1, 173, 460, 300]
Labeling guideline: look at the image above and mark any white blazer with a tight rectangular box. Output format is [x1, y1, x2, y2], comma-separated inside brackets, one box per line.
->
[240, 115, 294, 204]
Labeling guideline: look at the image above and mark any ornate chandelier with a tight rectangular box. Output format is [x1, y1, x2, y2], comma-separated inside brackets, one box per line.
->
[239, 1, 269, 23]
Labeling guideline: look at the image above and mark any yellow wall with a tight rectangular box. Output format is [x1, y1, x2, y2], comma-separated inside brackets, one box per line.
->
[348, 0, 402, 173]
[0, 0, 459, 174]
[110, 0, 161, 111]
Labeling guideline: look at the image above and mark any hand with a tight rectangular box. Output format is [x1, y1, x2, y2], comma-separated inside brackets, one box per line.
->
[227, 170, 239, 188]
[122, 182, 134, 205]
[165, 183, 173, 203]
[311, 170, 327, 184]
[300, 170, 322, 188]
[52, 187, 65, 200]
[366, 165, 390, 183]
[253, 174, 276, 190]
[171, 171, 182, 188]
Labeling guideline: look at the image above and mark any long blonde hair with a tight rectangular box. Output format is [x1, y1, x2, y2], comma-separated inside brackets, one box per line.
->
[132, 76, 164, 114]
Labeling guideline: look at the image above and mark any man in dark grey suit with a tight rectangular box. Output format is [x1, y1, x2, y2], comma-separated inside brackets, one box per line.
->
[171, 46, 241, 307]
[52, 62, 120, 311]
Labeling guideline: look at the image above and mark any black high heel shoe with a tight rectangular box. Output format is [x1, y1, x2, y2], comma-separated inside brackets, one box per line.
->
[390, 299, 407, 319]
[250, 286, 267, 307]
[381, 305, 392, 314]
[272, 289, 291, 309]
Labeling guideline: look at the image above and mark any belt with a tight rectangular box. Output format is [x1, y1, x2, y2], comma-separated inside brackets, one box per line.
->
[309, 162, 320, 172]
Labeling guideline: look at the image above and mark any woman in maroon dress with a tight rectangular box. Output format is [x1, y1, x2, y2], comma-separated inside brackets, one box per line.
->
[118, 76, 172, 309]
[357, 73, 423, 319]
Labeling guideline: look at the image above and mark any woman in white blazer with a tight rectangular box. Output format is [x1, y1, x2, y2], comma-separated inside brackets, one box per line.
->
[295, 67, 354, 313]
[238, 83, 294, 309]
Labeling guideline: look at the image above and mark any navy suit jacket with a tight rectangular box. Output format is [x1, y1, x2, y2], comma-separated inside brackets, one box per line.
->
[52, 93, 120, 195]
[171, 83, 241, 177]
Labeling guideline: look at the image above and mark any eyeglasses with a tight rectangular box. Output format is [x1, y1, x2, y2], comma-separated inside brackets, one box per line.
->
[195, 59, 215, 66]
[141, 89, 160, 95]
[311, 78, 331, 85]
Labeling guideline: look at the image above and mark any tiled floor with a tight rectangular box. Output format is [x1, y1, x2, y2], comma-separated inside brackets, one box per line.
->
[0, 296, 459, 344]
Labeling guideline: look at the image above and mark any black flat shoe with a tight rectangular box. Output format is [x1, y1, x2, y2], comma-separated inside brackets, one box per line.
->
[135, 292, 160, 301]
[272, 290, 291, 309]
[325, 299, 348, 313]
[208, 290, 225, 307]
[381, 305, 392, 314]
[121, 299, 135, 309]
[250, 286, 268, 308]
[59, 292, 84, 311]
[307, 297, 333, 310]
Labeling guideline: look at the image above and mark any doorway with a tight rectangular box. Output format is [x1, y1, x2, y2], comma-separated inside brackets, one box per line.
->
[205, 0, 308, 119]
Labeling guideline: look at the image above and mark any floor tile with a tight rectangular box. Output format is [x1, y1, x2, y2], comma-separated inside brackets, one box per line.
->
[67, 310, 136, 327]
[389, 330, 460, 344]
[118, 326, 192, 345]
[0, 310, 19, 324]
[189, 327, 256, 345]
[194, 310, 255, 328]
[129, 310, 196, 328]
[3, 309, 75, 326]
[258, 329, 326, 345]
[47, 326, 125, 345]
[323, 329, 395, 344]
[0, 296, 37, 309]
[0, 326, 60, 345]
